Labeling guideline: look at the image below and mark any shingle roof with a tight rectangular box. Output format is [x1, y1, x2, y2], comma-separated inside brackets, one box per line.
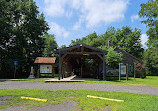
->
[34, 57, 56, 64]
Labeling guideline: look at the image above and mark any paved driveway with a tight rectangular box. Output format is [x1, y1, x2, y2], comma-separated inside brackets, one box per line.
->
[0, 81, 158, 95]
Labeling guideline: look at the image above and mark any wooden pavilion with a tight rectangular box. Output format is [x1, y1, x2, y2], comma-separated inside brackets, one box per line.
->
[57, 44, 107, 80]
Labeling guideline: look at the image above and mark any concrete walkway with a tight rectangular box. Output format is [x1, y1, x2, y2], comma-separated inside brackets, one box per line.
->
[45, 75, 84, 82]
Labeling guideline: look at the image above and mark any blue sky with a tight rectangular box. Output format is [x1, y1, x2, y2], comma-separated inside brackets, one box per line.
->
[34, 0, 149, 48]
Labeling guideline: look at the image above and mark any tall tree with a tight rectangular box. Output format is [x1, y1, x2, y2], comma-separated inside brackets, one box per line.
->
[139, 0, 158, 47]
[0, 0, 49, 78]
[43, 34, 58, 57]
[115, 27, 143, 59]
[139, 0, 158, 75]
[105, 47, 123, 68]
[70, 26, 143, 59]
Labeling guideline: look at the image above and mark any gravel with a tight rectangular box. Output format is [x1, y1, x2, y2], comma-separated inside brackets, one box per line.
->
[0, 81, 158, 95]
[0, 101, 80, 111]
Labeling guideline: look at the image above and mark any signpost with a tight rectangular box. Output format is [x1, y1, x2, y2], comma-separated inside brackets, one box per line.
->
[128, 64, 135, 80]
[119, 63, 128, 81]
[14, 61, 18, 78]
[119, 63, 135, 81]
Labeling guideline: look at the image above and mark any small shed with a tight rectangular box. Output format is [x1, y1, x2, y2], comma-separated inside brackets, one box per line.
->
[34, 57, 56, 78]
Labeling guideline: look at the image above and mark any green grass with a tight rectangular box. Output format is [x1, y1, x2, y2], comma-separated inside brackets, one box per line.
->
[83, 76, 158, 87]
[1, 76, 158, 88]
[40, 74, 58, 78]
[0, 89, 157, 111]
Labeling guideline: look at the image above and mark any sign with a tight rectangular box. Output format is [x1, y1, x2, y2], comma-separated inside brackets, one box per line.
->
[128, 64, 134, 75]
[120, 64, 126, 75]
[14, 61, 18, 66]
[40, 65, 52, 73]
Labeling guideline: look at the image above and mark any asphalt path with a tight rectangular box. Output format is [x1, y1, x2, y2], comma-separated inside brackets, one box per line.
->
[0, 81, 158, 95]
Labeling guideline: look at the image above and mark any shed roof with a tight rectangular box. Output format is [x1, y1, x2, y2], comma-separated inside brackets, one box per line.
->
[34, 57, 56, 64]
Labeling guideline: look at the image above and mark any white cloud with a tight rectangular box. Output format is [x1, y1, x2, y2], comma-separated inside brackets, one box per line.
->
[81, 0, 128, 28]
[44, 0, 129, 28]
[141, 34, 148, 46]
[131, 14, 139, 22]
[49, 22, 69, 38]
[44, 0, 71, 17]
[73, 16, 84, 30]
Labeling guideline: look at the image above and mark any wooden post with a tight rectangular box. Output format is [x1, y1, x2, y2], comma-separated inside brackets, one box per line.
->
[52, 64, 54, 78]
[97, 62, 99, 79]
[119, 63, 121, 81]
[134, 64, 136, 80]
[62, 64, 64, 79]
[126, 64, 128, 81]
[58, 52, 61, 80]
[103, 54, 105, 80]
[80, 59, 83, 78]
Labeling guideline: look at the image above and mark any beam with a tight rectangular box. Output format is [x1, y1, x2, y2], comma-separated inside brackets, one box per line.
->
[58, 52, 61, 80]
[103, 53, 105, 80]
[82, 44, 107, 53]
[61, 54, 67, 60]
[57, 44, 81, 52]
[81, 46, 84, 52]
[61, 52, 103, 55]
[97, 54, 103, 60]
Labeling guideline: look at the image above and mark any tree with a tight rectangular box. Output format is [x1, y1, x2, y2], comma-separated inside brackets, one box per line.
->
[139, 0, 158, 75]
[60, 45, 67, 49]
[143, 48, 158, 75]
[105, 47, 123, 68]
[99, 26, 143, 59]
[115, 27, 143, 59]
[0, 0, 49, 78]
[70, 26, 143, 59]
[43, 34, 58, 57]
[139, 0, 158, 47]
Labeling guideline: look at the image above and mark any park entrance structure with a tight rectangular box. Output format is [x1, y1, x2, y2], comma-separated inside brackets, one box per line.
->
[57, 44, 107, 80]
[34, 57, 56, 78]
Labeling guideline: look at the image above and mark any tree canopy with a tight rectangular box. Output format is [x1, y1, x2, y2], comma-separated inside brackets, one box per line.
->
[70, 26, 143, 59]
[139, 0, 158, 47]
[0, 0, 49, 78]
[43, 34, 58, 57]
[139, 0, 158, 75]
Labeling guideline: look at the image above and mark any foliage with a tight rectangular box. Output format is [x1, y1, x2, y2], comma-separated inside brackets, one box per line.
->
[43, 34, 58, 57]
[60, 45, 67, 49]
[139, 0, 158, 75]
[70, 26, 143, 59]
[139, 0, 158, 47]
[134, 62, 148, 78]
[0, 89, 158, 111]
[143, 48, 158, 75]
[105, 47, 123, 68]
[0, 0, 49, 78]
[134, 62, 148, 72]
[114, 27, 144, 59]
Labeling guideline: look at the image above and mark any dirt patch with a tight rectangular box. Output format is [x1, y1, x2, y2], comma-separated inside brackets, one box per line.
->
[0, 101, 80, 111]
[0, 96, 14, 106]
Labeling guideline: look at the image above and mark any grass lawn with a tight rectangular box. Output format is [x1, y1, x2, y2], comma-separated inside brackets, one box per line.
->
[0, 89, 157, 111]
[1, 76, 158, 88]
[83, 76, 158, 87]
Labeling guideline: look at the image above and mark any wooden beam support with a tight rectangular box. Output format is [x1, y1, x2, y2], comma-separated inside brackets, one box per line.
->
[103, 53, 105, 80]
[61, 52, 103, 55]
[81, 46, 84, 52]
[97, 54, 103, 60]
[58, 52, 61, 80]
[61, 54, 67, 60]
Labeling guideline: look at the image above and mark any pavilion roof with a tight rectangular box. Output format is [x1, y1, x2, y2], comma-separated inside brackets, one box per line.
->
[34, 57, 56, 64]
